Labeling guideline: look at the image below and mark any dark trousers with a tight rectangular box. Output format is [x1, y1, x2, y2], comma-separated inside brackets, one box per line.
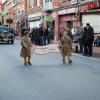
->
[79, 40, 83, 53]
[39, 36, 47, 46]
[84, 41, 93, 56]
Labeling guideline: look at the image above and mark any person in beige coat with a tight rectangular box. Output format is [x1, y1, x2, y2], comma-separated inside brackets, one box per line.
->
[60, 31, 72, 64]
[20, 31, 32, 65]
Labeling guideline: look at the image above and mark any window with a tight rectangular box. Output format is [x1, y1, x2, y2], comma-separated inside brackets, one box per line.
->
[37, 0, 40, 6]
[45, 0, 49, 2]
[34, 0, 37, 7]
[29, 0, 34, 8]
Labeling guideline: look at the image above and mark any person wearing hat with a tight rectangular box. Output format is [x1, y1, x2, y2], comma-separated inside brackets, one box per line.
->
[20, 31, 32, 65]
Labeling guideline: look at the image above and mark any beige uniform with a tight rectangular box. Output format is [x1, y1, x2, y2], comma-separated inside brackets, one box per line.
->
[61, 35, 72, 60]
[20, 37, 32, 57]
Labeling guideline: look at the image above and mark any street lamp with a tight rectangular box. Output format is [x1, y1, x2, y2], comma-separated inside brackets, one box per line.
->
[77, 0, 80, 26]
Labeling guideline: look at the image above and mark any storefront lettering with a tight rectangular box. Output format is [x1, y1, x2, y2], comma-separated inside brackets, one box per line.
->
[87, 2, 98, 9]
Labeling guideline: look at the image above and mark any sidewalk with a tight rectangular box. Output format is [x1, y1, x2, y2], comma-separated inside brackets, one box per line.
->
[73, 43, 100, 59]
[93, 47, 100, 59]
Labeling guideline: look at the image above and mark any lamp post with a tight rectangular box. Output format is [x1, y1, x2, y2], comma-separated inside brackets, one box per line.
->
[77, 0, 80, 26]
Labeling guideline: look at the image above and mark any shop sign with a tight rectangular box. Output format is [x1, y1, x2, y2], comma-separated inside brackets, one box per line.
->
[52, 2, 60, 9]
[44, 15, 53, 22]
[29, 17, 41, 21]
[71, 0, 77, 5]
[28, 12, 42, 19]
[58, 7, 77, 15]
[67, 8, 77, 13]
[81, 0, 96, 5]
[58, 9, 67, 15]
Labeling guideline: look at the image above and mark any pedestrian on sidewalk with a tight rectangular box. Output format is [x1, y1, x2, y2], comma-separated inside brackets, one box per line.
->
[60, 31, 72, 64]
[72, 26, 79, 53]
[78, 23, 84, 53]
[83, 23, 94, 56]
[20, 31, 32, 65]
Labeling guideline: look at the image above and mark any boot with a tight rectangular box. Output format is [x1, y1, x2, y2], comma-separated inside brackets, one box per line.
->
[69, 60, 72, 64]
[63, 58, 66, 63]
[28, 62, 32, 65]
[24, 62, 27, 65]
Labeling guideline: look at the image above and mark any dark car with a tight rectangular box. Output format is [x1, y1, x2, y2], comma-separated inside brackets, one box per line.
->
[0, 26, 14, 44]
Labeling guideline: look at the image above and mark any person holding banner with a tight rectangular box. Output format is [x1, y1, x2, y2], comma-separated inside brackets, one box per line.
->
[60, 31, 72, 64]
[20, 31, 32, 65]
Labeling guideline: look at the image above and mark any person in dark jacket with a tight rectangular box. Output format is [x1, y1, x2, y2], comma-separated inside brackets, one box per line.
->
[83, 23, 94, 56]
[20, 26, 26, 37]
[67, 27, 73, 40]
[31, 28, 36, 43]
[78, 24, 84, 53]
[38, 26, 44, 45]
[10, 28, 15, 38]
[43, 27, 49, 45]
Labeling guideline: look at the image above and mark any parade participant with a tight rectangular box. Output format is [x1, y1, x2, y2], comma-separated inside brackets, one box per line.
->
[20, 31, 32, 65]
[60, 31, 72, 64]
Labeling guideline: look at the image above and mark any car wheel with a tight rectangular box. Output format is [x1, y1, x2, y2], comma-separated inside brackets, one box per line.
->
[7, 41, 10, 44]
[11, 40, 14, 44]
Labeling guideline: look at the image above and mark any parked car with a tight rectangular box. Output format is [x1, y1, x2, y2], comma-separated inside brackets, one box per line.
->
[0, 26, 14, 44]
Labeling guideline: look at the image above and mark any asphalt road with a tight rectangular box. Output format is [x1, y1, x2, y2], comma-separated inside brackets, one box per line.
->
[0, 40, 100, 100]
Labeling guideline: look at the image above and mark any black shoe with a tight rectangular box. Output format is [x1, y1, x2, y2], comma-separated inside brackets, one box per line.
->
[63, 59, 66, 63]
[24, 62, 27, 65]
[69, 60, 72, 64]
[28, 62, 32, 65]
[87, 55, 92, 57]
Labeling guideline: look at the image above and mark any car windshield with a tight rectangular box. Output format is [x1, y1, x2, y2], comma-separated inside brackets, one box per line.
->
[0, 26, 9, 33]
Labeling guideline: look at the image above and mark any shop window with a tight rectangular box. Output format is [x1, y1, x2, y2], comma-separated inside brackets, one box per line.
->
[29, 0, 34, 8]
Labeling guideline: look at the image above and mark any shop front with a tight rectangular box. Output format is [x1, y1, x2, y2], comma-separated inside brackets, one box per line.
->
[80, 0, 100, 33]
[55, 7, 78, 38]
[28, 12, 42, 29]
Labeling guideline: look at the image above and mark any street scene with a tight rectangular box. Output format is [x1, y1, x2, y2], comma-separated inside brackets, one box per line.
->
[0, 0, 100, 100]
[0, 40, 100, 100]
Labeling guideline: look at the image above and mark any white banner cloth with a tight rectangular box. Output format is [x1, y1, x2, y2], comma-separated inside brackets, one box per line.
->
[32, 44, 60, 55]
